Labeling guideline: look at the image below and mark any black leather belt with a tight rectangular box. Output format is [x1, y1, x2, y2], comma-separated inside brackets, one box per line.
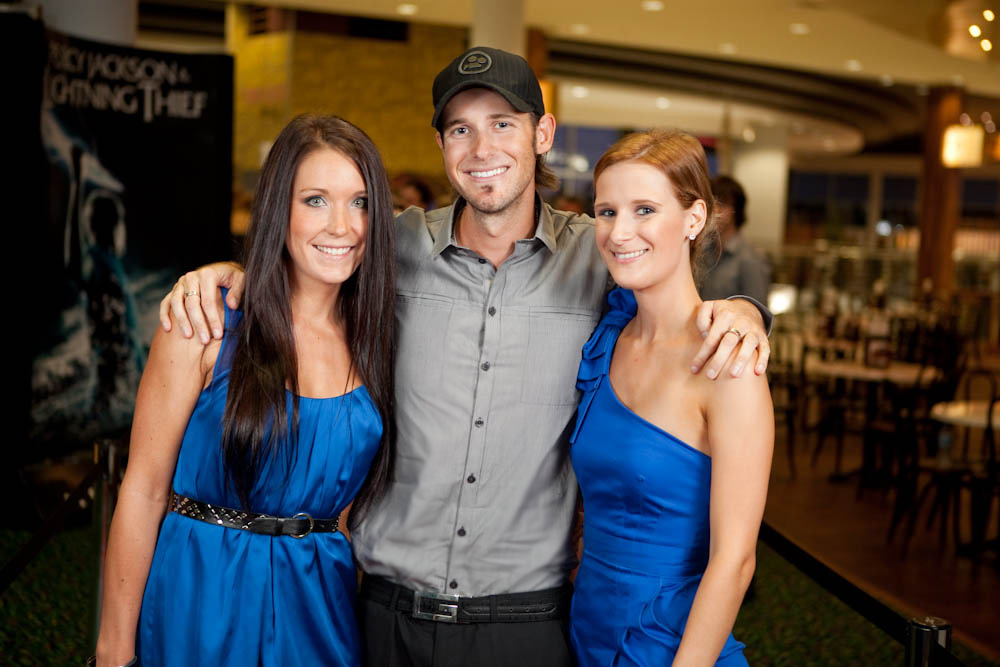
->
[360, 574, 571, 624]
[169, 492, 338, 538]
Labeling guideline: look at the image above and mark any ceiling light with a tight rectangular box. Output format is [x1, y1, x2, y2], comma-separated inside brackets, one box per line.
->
[985, 120, 997, 133]
[640, 0, 665, 10]
[789, 23, 810, 35]
[570, 85, 589, 98]
[959, 113, 972, 126]
[655, 96, 671, 109]
[742, 126, 756, 143]
[984, 9, 995, 21]
[396, 3, 418, 15]
[982, 112, 993, 123]
[845, 59, 862, 72]
[982, 38, 993, 51]
[719, 42, 737, 55]
[969, 24, 982, 37]
[569, 23, 589, 35]
[879, 74, 894, 87]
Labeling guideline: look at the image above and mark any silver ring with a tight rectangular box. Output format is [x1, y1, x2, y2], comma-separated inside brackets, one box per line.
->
[184, 290, 200, 298]
[724, 327, 743, 339]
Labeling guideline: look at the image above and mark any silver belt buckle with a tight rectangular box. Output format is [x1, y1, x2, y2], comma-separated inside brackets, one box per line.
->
[412, 590, 460, 623]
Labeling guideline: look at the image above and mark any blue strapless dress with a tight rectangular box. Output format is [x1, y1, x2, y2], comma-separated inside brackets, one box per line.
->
[136, 292, 382, 666]
[569, 289, 747, 666]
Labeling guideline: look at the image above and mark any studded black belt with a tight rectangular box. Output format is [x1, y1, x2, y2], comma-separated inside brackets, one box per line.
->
[360, 574, 571, 624]
[169, 491, 339, 538]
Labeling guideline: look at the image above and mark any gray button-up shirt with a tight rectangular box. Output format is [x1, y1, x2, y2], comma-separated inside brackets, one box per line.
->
[352, 197, 609, 596]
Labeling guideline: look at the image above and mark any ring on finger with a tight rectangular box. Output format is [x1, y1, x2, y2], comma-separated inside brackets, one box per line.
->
[724, 327, 743, 340]
[184, 290, 200, 298]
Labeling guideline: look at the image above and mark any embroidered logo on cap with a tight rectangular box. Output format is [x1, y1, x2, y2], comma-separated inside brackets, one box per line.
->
[458, 51, 492, 75]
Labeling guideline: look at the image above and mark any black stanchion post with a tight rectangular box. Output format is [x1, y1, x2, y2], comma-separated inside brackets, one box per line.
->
[906, 616, 951, 667]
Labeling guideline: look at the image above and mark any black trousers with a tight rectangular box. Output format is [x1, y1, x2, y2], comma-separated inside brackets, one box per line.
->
[358, 593, 575, 667]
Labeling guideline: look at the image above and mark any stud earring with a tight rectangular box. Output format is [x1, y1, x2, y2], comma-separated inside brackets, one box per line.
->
[689, 233, 697, 240]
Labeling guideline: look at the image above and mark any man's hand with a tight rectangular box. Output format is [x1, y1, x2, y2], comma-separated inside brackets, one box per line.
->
[691, 299, 770, 379]
[158, 261, 246, 343]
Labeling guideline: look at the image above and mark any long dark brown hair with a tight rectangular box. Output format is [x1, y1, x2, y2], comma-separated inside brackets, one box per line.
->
[223, 115, 395, 520]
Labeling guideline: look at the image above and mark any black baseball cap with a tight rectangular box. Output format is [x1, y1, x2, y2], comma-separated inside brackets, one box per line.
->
[431, 46, 546, 129]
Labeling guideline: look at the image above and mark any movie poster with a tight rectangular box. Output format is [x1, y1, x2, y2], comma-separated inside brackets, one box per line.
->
[21, 21, 233, 453]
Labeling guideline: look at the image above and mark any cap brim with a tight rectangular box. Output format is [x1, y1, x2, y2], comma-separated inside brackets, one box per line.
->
[431, 81, 535, 129]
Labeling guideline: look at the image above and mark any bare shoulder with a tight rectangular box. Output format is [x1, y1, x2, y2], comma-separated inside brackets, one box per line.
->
[147, 325, 221, 389]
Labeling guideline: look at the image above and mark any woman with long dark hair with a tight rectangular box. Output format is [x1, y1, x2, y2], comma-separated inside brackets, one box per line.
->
[569, 130, 773, 666]
[95, 115, 395, 666]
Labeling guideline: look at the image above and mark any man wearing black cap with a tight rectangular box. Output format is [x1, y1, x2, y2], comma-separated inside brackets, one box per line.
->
[159, 46, 770, 666]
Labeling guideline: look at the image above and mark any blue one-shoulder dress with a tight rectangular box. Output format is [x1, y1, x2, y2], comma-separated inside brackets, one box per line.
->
[569, 289, 747, 666]
[136, 293, 382, 666]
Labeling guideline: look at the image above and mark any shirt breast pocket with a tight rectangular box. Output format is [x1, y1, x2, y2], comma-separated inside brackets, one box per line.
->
[521, 307, 599, 406]
[396, 293, 454, 392]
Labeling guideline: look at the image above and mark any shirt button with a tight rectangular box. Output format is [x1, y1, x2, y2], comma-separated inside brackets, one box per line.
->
[450, 580, 459, 589]
[488, 306, 496, 316]
[467, 474, 476, 484]
[478, 258, 487, 264]
[457, 527, 467, 537]
[481, 361, 491, 371]
[474, 418, 484, 428]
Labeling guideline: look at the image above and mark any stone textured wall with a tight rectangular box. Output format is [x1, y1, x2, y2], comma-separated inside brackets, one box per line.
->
[229, 7, 465, 194]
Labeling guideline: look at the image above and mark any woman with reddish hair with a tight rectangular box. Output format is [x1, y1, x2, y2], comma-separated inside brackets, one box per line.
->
[570, 129, 773, 666]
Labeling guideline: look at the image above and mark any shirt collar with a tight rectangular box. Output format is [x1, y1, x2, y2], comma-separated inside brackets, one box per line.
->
[430, 194, 557, 257]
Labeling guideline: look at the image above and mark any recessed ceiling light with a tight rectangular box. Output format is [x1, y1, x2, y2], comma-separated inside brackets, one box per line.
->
[879, 74, 894, 87]
[984, 9, 995, 21]
[655, 96, 671, 109]
[982, 38, 993, 51]
[396, 3, 418, 16]
[641, 0, 665, 11]
[845, 59, 862, 72]
[789, 23, 810, 35]
[719, 42, 737, 54]
[969, 24, 982, 38]
[569, 23, 590, 35]
[570, 85, 589, 98]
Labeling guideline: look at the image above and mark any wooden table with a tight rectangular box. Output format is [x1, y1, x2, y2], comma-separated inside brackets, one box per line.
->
[806, 358, 935, 386]
[805, 357, 939, 485]
[930, 401, 999, 431]
[929, 400, 999, 561]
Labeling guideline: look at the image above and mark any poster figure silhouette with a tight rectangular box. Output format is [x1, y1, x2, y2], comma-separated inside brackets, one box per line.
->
[22, 24, 233, 451]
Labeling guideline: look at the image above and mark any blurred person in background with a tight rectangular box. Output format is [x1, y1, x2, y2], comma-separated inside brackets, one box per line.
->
[699, 176, 771, 305]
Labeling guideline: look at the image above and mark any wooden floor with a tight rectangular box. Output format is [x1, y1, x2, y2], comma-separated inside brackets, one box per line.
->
[765, 428, 1000, 661]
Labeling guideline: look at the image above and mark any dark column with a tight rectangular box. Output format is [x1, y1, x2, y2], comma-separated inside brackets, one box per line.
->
[917, 87, 963, 296]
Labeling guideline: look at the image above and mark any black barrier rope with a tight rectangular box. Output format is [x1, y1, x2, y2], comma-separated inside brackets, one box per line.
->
[0, 461, 102, 595]
[760, 522, 967, 667]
